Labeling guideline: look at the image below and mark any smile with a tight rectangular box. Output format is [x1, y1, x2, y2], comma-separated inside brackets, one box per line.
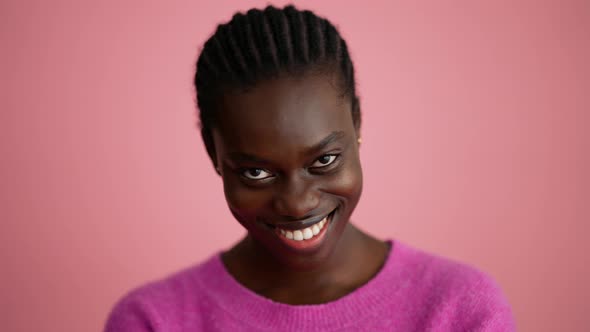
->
[272, 209, 336, 250]
[278, 216, 328, 241]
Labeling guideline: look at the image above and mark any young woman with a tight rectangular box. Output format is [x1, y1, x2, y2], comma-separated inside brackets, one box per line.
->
[105, 5, 515, 331]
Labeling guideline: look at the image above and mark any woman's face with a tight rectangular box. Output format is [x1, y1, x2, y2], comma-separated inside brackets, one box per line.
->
[211, 73, 362, 269]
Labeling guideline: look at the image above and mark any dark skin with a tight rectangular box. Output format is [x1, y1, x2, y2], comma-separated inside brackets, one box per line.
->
[209, 72, 389, 305]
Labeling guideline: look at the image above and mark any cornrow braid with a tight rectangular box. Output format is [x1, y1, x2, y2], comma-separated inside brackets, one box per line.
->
[194, 5, 360, 161]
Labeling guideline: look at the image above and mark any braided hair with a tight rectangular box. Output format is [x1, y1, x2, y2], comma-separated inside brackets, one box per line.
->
[194, 5, 360, 161]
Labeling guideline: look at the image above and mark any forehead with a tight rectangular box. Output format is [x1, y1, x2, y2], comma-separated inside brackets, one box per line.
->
[214, 74, 354, 157]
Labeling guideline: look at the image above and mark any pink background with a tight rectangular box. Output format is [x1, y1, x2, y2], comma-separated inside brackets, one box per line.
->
[1, 1, 588, 331]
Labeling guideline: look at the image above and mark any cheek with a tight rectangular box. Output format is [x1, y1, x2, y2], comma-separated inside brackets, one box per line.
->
[328, 158, 363, 203]
[223, 177, 269, 219]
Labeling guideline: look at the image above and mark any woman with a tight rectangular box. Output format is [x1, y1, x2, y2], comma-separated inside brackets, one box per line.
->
[105, 5, 515, 331]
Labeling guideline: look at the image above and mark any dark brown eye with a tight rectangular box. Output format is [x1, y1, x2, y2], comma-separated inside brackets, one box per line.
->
[311, 154, 338, 168]
[242, 168, 272, 180]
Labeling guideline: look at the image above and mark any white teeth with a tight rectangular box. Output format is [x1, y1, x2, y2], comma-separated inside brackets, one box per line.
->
[278, 216, 330, 241]
[311, 224, 320, 235]
[293, 230, 303, 241]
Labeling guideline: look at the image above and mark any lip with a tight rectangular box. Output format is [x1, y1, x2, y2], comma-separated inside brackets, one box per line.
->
[272, 208, 337, 252]
[266, 208, 336, 231]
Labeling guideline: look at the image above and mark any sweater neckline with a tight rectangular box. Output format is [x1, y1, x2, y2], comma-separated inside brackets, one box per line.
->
[197, 239, 403, 331]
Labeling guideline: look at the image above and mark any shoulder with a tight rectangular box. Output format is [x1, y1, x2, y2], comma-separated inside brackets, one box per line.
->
[390, 242, 516, 331]
[103, 254, 220, 332]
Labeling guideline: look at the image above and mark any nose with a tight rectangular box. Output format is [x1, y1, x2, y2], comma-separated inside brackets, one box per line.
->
[272, 175, 320, 220]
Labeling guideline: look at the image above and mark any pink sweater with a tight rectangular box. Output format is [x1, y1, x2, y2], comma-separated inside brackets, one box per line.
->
[104, 241, 516, 331]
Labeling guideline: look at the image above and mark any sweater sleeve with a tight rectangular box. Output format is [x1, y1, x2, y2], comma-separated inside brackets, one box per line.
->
[458, 272, 517, 332]
[103, 289, 158, 332]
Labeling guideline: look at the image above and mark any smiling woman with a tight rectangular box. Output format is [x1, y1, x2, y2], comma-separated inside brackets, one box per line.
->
[104, 5, 516, 331]
[214, 74, 377, 275]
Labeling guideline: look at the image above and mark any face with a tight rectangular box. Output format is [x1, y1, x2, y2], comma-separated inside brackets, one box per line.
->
[211, 73, 362, 269]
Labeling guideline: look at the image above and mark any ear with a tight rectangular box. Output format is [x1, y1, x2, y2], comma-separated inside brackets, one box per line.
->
[352, 96, 361, 146]
[201, 126, 221, 176]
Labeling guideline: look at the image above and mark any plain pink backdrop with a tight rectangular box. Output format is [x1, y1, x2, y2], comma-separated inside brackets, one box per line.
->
[1, 1, 588, 331]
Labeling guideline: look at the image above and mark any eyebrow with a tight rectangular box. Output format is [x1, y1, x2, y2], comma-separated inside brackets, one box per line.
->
[306, 130, 346, 155]
[227, 130, 346, 164]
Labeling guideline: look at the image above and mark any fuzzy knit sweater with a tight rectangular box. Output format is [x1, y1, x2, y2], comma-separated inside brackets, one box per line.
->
[104, 240, 516, 331]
